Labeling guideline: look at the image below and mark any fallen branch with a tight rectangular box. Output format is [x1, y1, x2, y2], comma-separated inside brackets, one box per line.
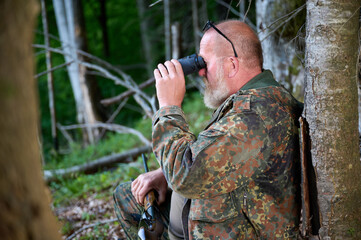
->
[66, 218, 117, 240]
[44, 145, 152, 183]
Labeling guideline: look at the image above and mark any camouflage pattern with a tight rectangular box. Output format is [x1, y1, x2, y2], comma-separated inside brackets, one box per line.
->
[152, 70, 302, 239]
[113, 182, 171, 239]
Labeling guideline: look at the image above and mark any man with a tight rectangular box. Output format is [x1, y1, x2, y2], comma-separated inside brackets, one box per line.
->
[114, 20, 302, 239]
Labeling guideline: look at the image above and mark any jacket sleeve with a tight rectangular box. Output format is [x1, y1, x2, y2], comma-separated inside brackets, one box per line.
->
[152, 105, 269, 199]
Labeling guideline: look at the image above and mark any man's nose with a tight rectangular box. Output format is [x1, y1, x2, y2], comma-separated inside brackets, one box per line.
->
[198, 68, 206, 77]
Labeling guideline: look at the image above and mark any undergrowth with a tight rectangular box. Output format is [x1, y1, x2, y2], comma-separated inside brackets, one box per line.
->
[46, 91, 211, 237]
[47, 92, 211, 206]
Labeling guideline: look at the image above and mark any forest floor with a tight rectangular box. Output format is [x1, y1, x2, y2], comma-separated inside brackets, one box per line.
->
[55, 191, 125, 240]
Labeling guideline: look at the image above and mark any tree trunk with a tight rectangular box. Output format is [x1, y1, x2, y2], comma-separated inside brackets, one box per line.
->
[191, 0, 200, 54]
[256, 0, 305, 100]
[171, 23, 181, 59]
[0, 0, 62, 239]
[41, 0, 58, 151]
[164, 0, 171, 60]
[358, 18, 361, 136]
[53, 0, 103, 144]
[99, 0, 110, 57]
[239, 0, 245, 18]
[199, 0, 208, 26]
[137, 0, 154, 77]
[304, 1, 361, 239]
[74, 0, 107, 139]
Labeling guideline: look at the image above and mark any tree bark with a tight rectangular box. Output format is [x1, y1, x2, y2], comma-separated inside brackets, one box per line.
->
[358, 18, 361, 135]
[0, 0, 62, 239]
[305, 1, 361, 238]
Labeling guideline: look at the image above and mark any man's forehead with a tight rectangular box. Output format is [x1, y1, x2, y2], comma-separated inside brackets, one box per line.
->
[199, 31, 216, 54]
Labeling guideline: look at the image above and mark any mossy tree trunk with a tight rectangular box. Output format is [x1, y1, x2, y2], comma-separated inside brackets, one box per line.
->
[0, 0, 62, 239]
[304, 0, 361, 239]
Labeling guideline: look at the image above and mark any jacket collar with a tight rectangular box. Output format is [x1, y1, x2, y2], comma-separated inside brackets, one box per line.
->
[240, 69, 280, 91]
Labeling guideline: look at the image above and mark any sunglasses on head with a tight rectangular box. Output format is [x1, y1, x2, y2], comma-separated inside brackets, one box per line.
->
[202, 20, 238, 58]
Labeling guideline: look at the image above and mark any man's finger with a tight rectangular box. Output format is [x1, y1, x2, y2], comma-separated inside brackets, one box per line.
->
[157, 63, 169, 78]
[154, 69, 161, 80]
[164, 60, 176, 77]
[171, 59, 183, 75]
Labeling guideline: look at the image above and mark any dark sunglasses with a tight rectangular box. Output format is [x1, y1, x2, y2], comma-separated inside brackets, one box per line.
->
[202, 20, 238, 58]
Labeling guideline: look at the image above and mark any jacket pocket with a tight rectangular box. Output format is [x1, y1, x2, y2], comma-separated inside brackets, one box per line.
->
[189, 192, 238, 222]
[191, 129, 226, 157]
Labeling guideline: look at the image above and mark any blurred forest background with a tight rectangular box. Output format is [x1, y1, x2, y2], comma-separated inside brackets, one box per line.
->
[28, 0, 359, 239]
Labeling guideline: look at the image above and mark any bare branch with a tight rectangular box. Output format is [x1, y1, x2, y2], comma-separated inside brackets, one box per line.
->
[100, 77, 155, 106]
[61, 123, 151, 146]
[259, 4, 306, 42]
[244, 0, 252, 23]
[35, 61, 74, 78]
[133, 94, 154, 119]
[96, 97, 129, 141]
[215, 0, 256, 30]
[57, 123, 74, 144]
[33, 44, 155, 115]
[149, 0, 163, 8]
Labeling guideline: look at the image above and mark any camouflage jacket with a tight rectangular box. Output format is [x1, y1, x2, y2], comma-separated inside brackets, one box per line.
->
[152, 70, 303, 239]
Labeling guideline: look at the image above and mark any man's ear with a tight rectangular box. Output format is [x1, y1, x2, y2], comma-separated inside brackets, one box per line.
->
[227, 57, 239, 78]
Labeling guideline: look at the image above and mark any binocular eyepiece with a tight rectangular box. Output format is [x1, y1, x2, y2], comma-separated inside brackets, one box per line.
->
[178, 54, 206, 76]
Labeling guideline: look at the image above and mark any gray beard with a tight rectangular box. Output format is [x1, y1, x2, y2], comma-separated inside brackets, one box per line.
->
[203, 78, 229, 109]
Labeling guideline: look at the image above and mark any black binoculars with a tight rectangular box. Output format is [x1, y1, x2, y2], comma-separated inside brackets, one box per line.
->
[178, 54, 206, 76]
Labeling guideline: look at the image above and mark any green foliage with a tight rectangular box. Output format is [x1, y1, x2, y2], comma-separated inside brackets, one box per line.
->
[50, 161, 143, 207]
[81, 212, 96, 222]
[79, 224, 109, 240]
[61, 221, 74, 235]
[45, 132, 143, 169]
[347, 227, 355, 237]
